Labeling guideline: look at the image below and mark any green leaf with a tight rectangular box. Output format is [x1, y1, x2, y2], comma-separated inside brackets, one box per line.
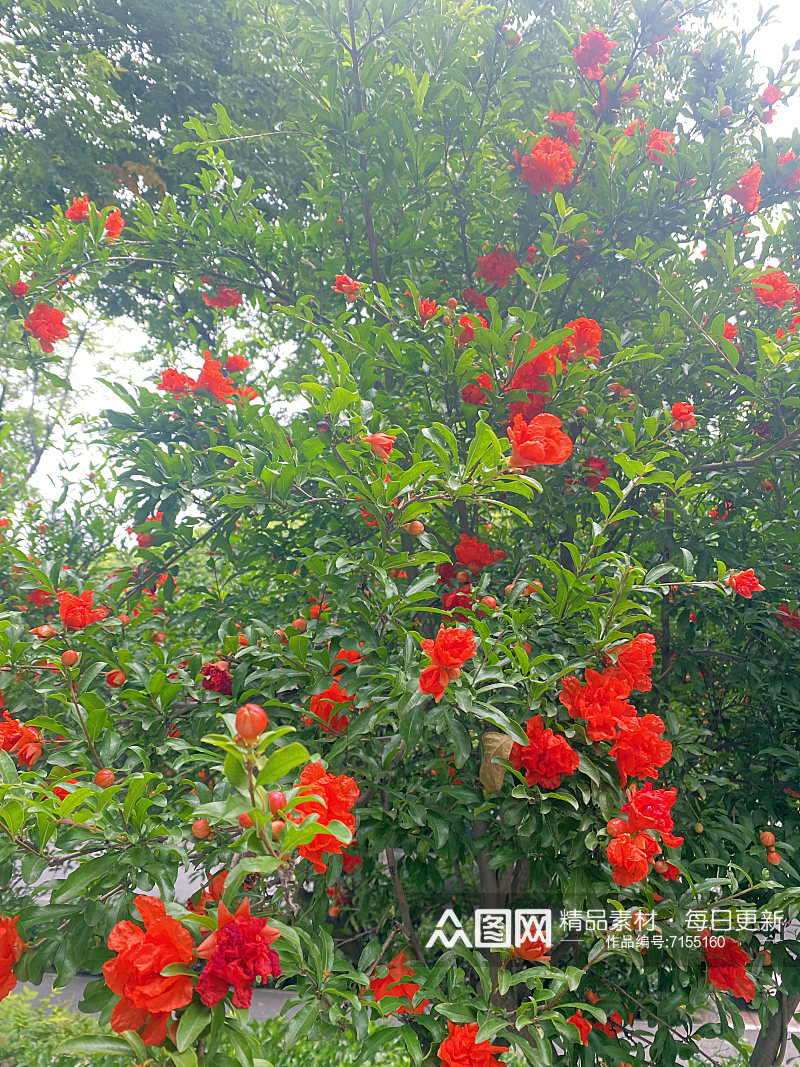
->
[176, 1000, 211, 1052]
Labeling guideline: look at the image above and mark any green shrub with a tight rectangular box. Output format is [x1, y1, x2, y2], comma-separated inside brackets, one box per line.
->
[0, 990, 123, 1067]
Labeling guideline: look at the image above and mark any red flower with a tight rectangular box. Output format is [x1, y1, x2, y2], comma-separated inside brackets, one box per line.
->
[333, 274, 361, 301]
[723, 321, 738, 341]
[104, 209, 125, 242]
[461, 373, 493, 405]
[775, 604, 800, 631]
[567, 1010, 592, 1044]
[475, 247, 520, 288]
[621, 784, 684, 847]
[23, 303, 69, 353]
[291, 762, 359, 872]
[419, 664, 450, 702]
[65, 195, 90, 221]
[670, 401, 696, 430]
[224, 353, 250, 373]
[609, 714, 672, 785]
[573, 28, 617, 79]
[331, 648, 362, 676]
[304, 681, 352, 734]
[157, 368, 196, 396]
[758, 84, 782, 106]
[609, 633, 656, 692]
[187, 870, 227, 914]
[594, 1010, 628, 1038]
[660, 861, 681, 880]
[419, 626, 476, 702]
[454, 534, 506, 574]
[438, 1021, 507, 1067]
[9, 280, 29, 297]
[418, 297, 438, 321]
[518, 136, 575, 194]
[581, 456, 609, 489]
[0, 712, 42, 768]
[507, 413, 573, 468]
[752, 270, 799, 308]
[26, 588, 52, 609]
[368, 950, 428, 1014]
[196, 898, 281, 1008]
[195, 353, 236, 401]
[512, 934, 551, 963]
[200, 662, 233, 695]
[462, 288, 489, 310]
[421, 626, 476, 670]
[53, 778, 78, 801]
[727, 569, 764, 598]
[103, 896, 194, 1046]
[342, 848, 362, 872]
[202, 284, 242, 309]
[646, 128, 676, 163]
[510, 345, 557, 393]
[700, 931, 755, 1001]
[559, 669, 635, 741]
[561, 317, 602, 362]
[510, 714, 579, 790]
[364, 432, 396, 462]
[456, 313, 488, 346]
[0, 916, 25, 1002]
[57, 589, 109, 629]
[547, 110, 581, 146]
[778, 150, 800, 190]
[724, 163, 762, 213]
[607, 832, 653, 886]
[624, 118, 646, 136]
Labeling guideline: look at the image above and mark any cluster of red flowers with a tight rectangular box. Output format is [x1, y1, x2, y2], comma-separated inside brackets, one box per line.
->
[606, 784, 684, 886]
[23, 303, 69, 353]
[752, 269, 799, 309]
[559, 634, 672, 784]
[64, 195, 125, 240]
[510, 714, 579, 790]
[418, 625, 476, 703]
[368, 950, 427, 1014]
[103, 891, 284, 1045]
[758, 83, 782, 123]
[461, 318, 601, 425]
[724, 163, 762, 213]
[438, 1021, 506, 1067]
[572, 28, 616, 80]
[474, 246, 520, 288]
[290, 760, 360, 872]
[157, 350, 257, 403]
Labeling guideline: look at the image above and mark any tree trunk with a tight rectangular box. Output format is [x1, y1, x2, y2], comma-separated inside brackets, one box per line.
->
[749, 993, 800, 1066]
